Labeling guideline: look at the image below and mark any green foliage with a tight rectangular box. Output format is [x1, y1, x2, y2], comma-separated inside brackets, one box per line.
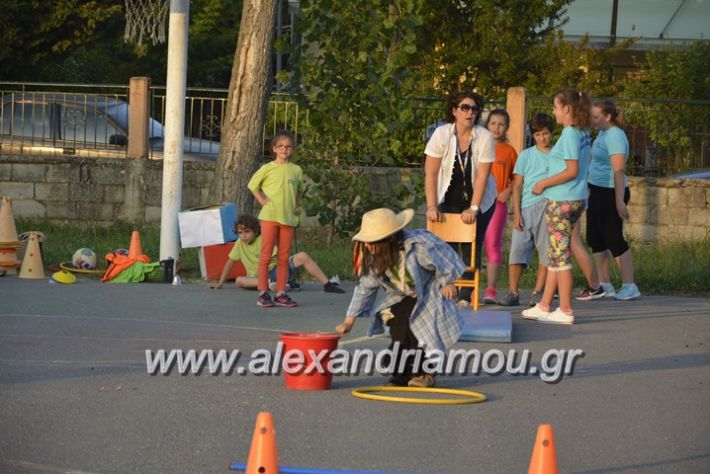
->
[14, 217, 200, 282]
[624, 42, 710, 101]
[290, 0, 424, 167]
[524, 32, 631, 97]
[0, 0, 123, 81]
[301, 163, 379, 244]
[621, 42, 710, 174]
[409, 0, 572, 97]
[0, 0, 242, 86]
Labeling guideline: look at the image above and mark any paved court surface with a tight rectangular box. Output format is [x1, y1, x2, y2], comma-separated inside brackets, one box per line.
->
[1, 277, 709, 473]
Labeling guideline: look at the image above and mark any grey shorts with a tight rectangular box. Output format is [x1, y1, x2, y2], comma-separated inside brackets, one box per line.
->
[509, 200, 549, 267]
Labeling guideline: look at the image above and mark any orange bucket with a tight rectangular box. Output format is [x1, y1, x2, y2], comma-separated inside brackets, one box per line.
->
[279, 332, 341, 390]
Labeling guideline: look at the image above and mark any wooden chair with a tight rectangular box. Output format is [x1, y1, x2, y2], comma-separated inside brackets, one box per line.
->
[426, 212, 479, 310]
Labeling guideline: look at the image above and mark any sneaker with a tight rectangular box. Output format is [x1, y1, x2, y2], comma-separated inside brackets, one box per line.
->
[575, 286, 605, 301]
[268, 281, 291, 293]
[323, 281, 345, 294]
[483, 288, 497, 305]
[274, 293, 298, 307]
[288, 280, 301, 291]
[257, 292, 275, 307]
[408, 374, 436, 388]
[529, 291, 542, 307]
[600, 282, 616, 298]
[497, 292, 520, 306]
[614, 283, 640, 300]
[522, 304, 551, 320]
[538, 308, 575, 325]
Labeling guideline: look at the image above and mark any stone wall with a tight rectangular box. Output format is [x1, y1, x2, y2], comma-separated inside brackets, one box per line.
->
[0, 155, 215, 224]
[1, 155, 708, 244]
[626, 177, 709, 243]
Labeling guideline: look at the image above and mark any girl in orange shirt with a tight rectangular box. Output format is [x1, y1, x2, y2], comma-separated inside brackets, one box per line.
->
[483, 109, 518, 304]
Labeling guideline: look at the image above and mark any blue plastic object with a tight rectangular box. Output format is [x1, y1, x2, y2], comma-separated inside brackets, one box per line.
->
[230, 463, 422, 474]
[457, 309, 513, 342]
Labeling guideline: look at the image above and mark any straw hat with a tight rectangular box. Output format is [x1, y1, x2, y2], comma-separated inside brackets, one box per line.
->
[352, 208, 414, 243]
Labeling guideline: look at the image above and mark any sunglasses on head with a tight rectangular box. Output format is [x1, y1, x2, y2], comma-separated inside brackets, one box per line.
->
[457, 104, 479, 112]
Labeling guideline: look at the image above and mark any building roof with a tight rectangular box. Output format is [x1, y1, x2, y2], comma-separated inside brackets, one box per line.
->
[563, 0, 710, 49]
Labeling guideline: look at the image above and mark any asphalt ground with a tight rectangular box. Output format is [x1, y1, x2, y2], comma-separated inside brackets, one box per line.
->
[1, 277, 709, 474]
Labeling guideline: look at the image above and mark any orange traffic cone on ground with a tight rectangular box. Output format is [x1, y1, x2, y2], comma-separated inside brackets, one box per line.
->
[0, 198, 22, 275]
[245, 412, 279, 474]
[528, 424, 559, 474]
[18, 232, 45, 279]
[128, 230, 143, 259]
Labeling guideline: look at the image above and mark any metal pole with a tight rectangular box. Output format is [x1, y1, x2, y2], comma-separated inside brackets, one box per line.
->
[160, 0, 189, 262]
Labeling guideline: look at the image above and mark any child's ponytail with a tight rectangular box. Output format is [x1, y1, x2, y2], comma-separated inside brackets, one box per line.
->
[555, 87, 591, 129]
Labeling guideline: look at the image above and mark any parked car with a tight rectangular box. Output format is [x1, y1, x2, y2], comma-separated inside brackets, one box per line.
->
[672, 168, 710, 180]
[0, 93, 220, 161]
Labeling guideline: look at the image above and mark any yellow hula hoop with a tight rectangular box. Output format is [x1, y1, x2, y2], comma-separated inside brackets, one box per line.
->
[59, 262, 105, 275]
[351, 386, 486, 405]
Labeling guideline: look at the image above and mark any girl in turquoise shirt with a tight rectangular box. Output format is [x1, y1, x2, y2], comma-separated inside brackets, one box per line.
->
[588, 99, 640, 301]
[522, 87, 591, 325]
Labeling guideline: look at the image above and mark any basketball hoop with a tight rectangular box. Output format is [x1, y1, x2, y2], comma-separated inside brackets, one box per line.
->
[124, 0, 169, 46]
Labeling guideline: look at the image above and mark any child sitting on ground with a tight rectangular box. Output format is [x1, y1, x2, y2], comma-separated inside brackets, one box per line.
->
[210, 214, 345, 294]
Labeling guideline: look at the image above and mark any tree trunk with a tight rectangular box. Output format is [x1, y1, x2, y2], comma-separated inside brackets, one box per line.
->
[208, 0, 279, 213]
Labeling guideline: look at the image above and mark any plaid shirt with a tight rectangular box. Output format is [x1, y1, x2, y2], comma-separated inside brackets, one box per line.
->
[346, 229, 465, 352]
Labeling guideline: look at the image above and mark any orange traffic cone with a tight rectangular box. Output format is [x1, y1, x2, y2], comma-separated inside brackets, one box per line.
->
[245, 412, 279, 474]
[128, 230, 143, 259]
[0, 197, 19, 245]
[528, 424, 559, 474]
[18, 232, 45, 279]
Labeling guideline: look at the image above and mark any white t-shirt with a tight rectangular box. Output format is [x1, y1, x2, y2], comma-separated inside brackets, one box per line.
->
[424, 123, 497, 213]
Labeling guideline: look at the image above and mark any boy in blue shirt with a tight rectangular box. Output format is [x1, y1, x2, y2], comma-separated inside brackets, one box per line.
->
[498, 114, 553, 307]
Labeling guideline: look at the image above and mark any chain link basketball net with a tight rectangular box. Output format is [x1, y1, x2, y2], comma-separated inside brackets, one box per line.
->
[124, 0, 169, 45]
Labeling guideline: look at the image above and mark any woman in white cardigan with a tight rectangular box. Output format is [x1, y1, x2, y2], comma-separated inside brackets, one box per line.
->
[424, 90, 497, 307]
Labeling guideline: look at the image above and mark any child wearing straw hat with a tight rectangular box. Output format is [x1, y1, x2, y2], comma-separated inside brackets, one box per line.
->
[335, 208, 465, 387]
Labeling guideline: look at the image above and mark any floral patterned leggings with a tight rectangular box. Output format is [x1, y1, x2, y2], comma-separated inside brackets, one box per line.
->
[545, 200, 585, 271]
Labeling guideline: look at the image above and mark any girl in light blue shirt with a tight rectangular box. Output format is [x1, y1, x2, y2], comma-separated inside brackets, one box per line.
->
[522, 87, 591, 325]
[587, 99, 640, 300]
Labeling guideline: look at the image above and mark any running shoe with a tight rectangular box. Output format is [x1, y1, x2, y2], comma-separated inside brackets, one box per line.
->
[257, 292, 275, 307]
[274, 293, 298, 307]
[575, 286, 605, 301]
[614, 284, 641, 300]
[538, 308, 575, 325]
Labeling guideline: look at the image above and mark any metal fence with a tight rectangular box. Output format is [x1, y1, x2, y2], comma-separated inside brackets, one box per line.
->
[2, 81, 708, 176]
[0, 82, 131, 158]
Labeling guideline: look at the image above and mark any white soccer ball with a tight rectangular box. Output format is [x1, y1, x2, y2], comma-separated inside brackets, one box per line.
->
[72, 248, 97, 269]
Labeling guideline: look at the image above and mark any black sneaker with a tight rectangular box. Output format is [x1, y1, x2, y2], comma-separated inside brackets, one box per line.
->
[287, 280, 301, 291]
[575, 286, 605, 301]
[497, 292, 520, 306]
[257, 292, 275, 307]
[274, 293, 298, 307]
[324, 281, 345, 294]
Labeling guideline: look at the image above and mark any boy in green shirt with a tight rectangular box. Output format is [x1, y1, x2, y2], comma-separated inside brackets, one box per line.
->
[210, 214, 344, 294]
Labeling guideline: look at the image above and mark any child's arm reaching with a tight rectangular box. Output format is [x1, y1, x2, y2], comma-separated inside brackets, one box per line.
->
[210, 259, 236, 289]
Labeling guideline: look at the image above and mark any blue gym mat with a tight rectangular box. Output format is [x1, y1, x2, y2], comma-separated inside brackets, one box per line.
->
[458, 309, 513, 343]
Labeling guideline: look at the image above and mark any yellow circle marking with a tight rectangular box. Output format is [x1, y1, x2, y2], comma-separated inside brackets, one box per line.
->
[351, 386, 486, 405]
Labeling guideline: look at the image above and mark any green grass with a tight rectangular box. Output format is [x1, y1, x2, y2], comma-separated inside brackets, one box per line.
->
[12, 218, 710, 295]
[14, 218, 201, 283]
